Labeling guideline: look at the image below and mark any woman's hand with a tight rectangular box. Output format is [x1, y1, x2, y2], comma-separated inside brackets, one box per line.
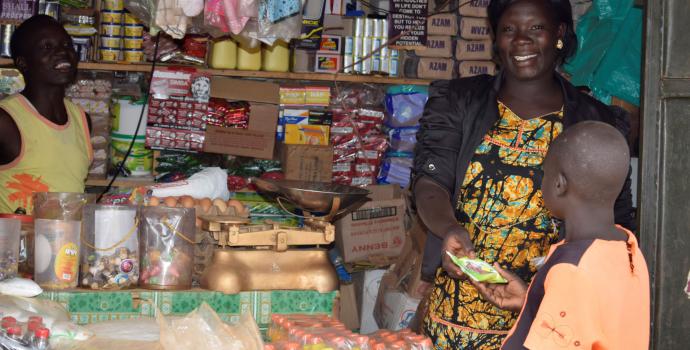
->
[441, 227, 475, 279]
[470, 264, 528, 313]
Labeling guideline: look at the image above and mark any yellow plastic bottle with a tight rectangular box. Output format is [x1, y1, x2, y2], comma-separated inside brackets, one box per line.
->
[209, 38, 238, 69]
[262, 40, 290, 72]
[236, 37, 262, 71]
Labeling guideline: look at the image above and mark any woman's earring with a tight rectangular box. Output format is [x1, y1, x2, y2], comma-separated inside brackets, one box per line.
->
[556, 39, 564, 50]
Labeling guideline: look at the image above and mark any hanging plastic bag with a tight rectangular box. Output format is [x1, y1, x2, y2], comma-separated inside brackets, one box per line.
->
[125, 0, 157, 28]
[222, 0, 250, 34]
[155, 0, 189, 39]
[238, 0, 259, 17]
[384, 85, 428, 128]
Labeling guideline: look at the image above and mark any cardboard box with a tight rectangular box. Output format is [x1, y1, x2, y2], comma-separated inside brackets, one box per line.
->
[455, 39, 493, 60]
[414, 36, 453, 58]
[203, 77, 280, 159]
[278, 144, 333, 182]
[352, 269, 386, 334]
[284, 124, 330, 145]
[338, 283, 360, 330]
[315, 53, 343, 73]
[459, 0, 490, 17]
[417, 57, 455, 80]
[335, 185, 407, 263]
[204, 103, 278, 159]
[458, 60, 497, 77]
[427, 14, 458, 36]
[375, 287, 420, 331]
[459, 17, 492, 40]
[428, 0, 450, 13]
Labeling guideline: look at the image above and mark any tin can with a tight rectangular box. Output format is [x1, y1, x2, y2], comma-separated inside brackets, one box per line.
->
[371, 38, 382, 73]
[344, 36, 353, 55]
[374, 19, 384, 38]
[124, 12, 141, 25]
[354, 17, 365, 37]
[103, 0, 124, 11]
[353, 36, 363, 58]
[389, 49, 399, 77]
[353, 55, 363, 74]
[72, 36, 91, 62]
[364, 18, 375, 37]
[123, 36, 143, 49]
[101, 10, 124, 24]
[343, 54, 354, 74]
[381, 19, 389, 40]
[362, 37, 372, 74]
[123, 49, 144, 62]
[100, 47, 121, 62]
[100, 35, 122, 49]
[0, 25, 14, 58]
[123, 24, 144, 37]
[101, 23, 122, 36]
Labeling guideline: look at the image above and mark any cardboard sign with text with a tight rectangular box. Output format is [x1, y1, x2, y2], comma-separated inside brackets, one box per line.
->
[335, 185, 407, 263]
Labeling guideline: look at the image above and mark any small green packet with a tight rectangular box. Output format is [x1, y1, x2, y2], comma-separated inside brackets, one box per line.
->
[446, 251, 508, 284]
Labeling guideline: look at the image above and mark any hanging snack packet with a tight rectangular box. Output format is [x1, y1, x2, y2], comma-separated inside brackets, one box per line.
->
[446, 251, 508, 284]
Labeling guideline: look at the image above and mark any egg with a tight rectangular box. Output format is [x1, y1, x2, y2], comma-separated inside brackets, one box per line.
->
[212, 198, 228, 213]
[149, 197, 160, 206]
[227, 199, 246, 216]
[180, 195, 195, 208]
[199, 198, 212, 213]
[163, 197, 178, 207]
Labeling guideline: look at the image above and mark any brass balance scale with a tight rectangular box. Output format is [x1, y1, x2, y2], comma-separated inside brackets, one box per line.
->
[198, 178, 370, 294]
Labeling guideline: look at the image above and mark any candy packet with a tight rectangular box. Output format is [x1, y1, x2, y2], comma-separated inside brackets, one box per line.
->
[446, 251, 508, 284]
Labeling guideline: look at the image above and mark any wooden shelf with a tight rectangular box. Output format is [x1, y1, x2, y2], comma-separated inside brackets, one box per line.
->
[86, 176, 155, 188]
[0, 58, 431, 85]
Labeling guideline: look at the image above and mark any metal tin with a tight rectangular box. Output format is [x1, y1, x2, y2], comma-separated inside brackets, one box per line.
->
[72, 36, 91, 62]
[353, 36, 363, 57]
[381, 54, 390, 75]
[343, 54, 353, 74]
[373, 19, 384, 38]
[362, 37, 372, 74]
[124, 12, 141, 25]
[123, 24, 144, 37]
[103, 0, 125, 11]
[123, 36, 143, 49]
[344, 36, 354, 55]
[1, 25, 14, 58]
[372, 38, 382, 73]
[101, 23, 122, 36]
[353, 55, 363, 74]
[364, 18, 375, 37]
[354, 17, 365, 37]
[100, 35, 122, 49]
[380, 19, 389, 39]
[389, 50, 399, 77]
[123, 49, 144, 62]
[100, 47, 121, 61]
[101, 10, 124, 24]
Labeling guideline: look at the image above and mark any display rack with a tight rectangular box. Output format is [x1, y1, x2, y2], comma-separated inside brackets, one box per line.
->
[0, 58, 430, 85]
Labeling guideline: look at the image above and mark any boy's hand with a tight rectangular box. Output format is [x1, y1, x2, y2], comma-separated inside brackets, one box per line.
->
[470, 264, 528, 313]
[441, 227, 475, 279]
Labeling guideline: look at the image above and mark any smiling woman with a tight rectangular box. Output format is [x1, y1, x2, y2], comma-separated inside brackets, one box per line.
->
[0, 15, 92, 214]
[411, 0, 636, 348]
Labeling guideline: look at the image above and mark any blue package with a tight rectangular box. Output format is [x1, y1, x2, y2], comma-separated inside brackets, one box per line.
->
[385, 85, 429, 128]
[388, 126, 419, 152]
[377, 153, 414, 188]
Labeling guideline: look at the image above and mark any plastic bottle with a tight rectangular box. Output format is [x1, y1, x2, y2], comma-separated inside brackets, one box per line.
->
[209, 38, 238, 69]
[262, 40, 290, 72]
[236, 37, 262, 71]
[7, 326, 22, 340]
[1, 316, 16, 330]
[32, 328, 50, 350]
[23, 321, 41, 344]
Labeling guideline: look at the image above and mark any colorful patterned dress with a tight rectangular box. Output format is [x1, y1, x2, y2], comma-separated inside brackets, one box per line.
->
[422, 102, 563, 349]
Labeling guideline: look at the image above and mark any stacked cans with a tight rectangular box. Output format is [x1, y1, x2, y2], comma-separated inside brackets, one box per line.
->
[99, 0, 145, 63]
[0, 25, 13, 58]
[344, 17, 399, 76]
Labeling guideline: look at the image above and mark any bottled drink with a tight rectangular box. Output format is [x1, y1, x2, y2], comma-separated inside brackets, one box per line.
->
[32, 327, 50, 350]
[7, 325, 22, 341]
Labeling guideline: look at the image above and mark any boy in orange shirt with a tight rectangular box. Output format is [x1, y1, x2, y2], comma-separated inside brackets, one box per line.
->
[472, 121, 650, 350]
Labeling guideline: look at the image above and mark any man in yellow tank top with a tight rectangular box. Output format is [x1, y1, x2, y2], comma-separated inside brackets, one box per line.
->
[0, 15, 93, 214]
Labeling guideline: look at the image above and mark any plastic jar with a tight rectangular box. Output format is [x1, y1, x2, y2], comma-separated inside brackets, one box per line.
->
[124, 12, 141, 25]
[32, 192, 91, 221]
[0, 213, 33, 278]
[102, 0, 124, 11]
[236, 38, 262, 71]
[262, 40, 289, 72]
[101, 10, 123, 24]
[123, 24, 144, 37]
[123, 36, 143, 50]
[101, 23, 122, 36]
[110, 133, 153, 176]
[139, 206, 195, 290]
[123, 49, 144, 62]
[209, 38, 237, 69]
[34, 219, 81, 289]
[81, 204, 139, 289]
[100, 47, 121, 61]
[0, 218, 20, 281]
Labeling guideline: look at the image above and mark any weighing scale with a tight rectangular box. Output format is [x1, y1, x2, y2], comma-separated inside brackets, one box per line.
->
[198, 179, 370, 294]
